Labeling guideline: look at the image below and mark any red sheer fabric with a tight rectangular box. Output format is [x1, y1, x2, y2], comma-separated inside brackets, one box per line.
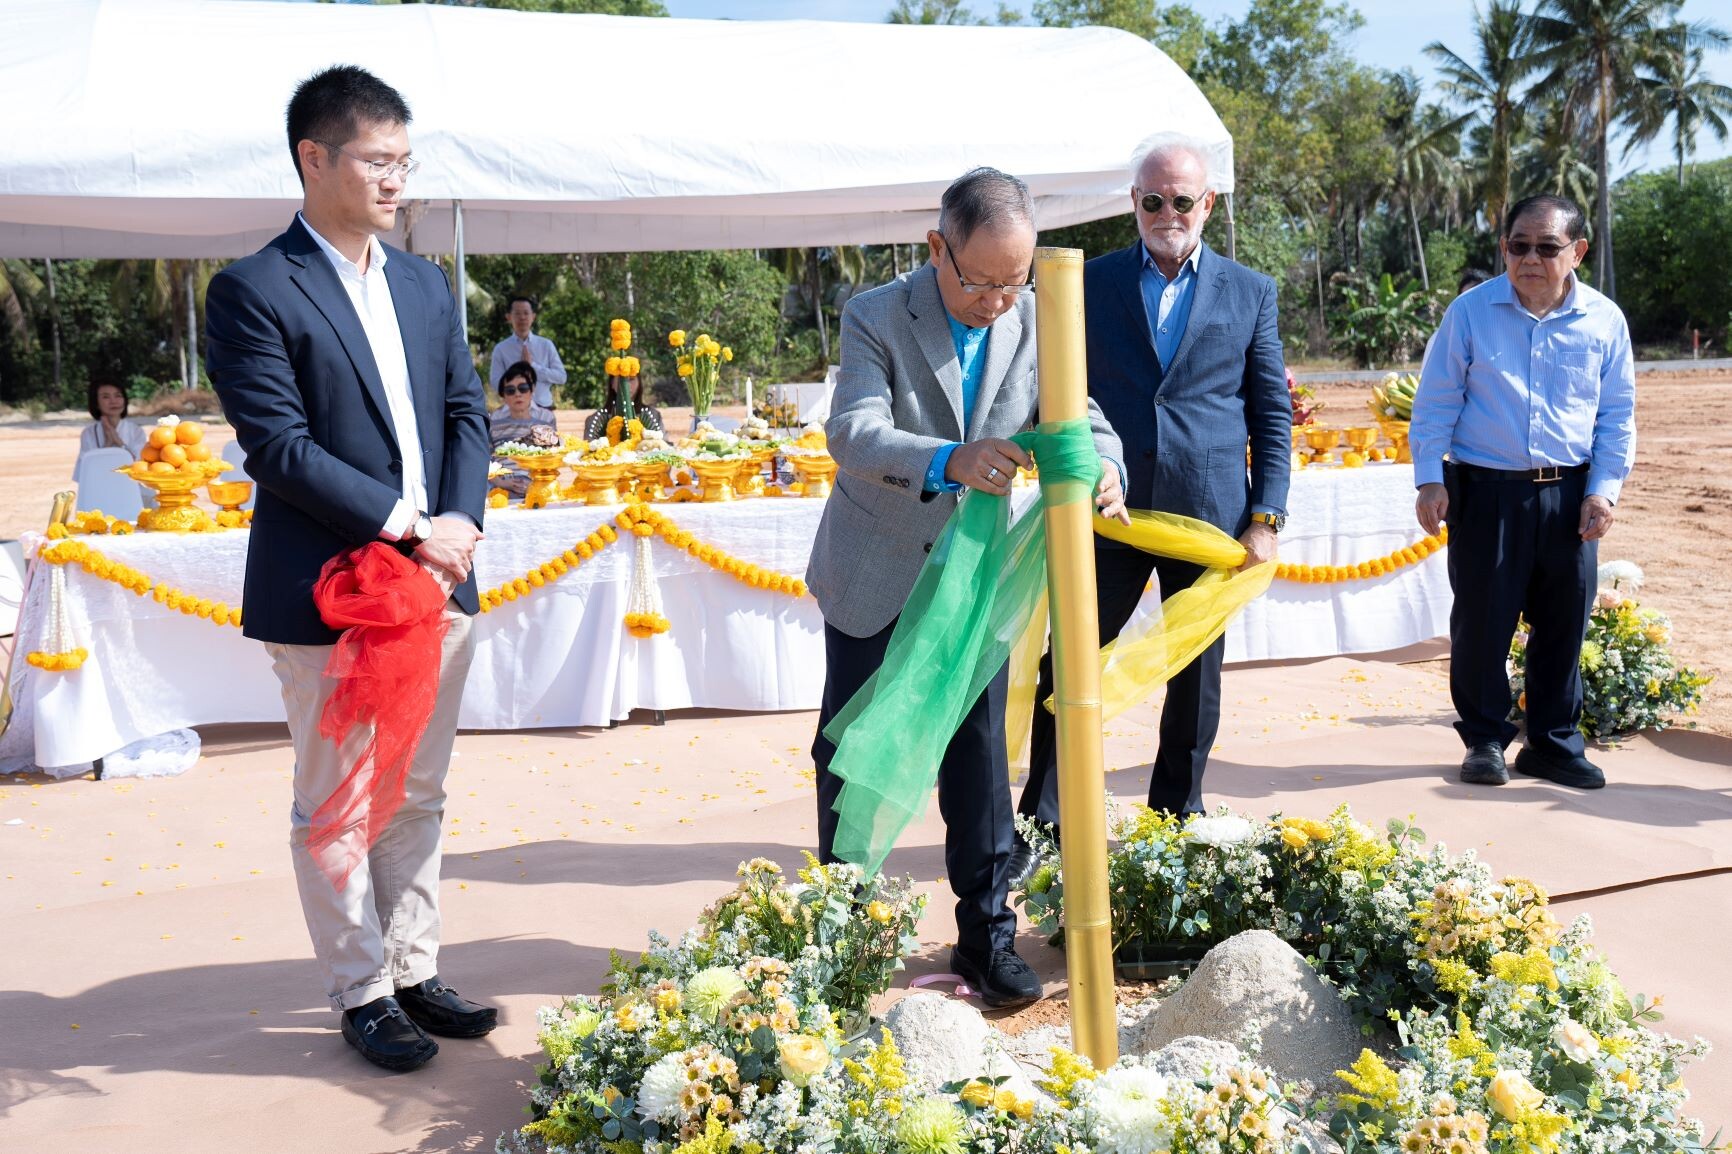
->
[309, 543, 450, 891]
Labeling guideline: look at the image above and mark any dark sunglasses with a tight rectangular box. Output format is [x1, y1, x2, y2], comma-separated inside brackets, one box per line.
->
[500, 383, 533, 396]
[1505, 240, 1572, 258]
[1137, 191, 1205, 215]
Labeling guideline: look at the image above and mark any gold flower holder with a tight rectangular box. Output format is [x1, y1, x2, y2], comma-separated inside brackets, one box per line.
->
[789, 454, 838, 498]
[206, 479, 253, 513]
[630, 460, 674, 503]
[1303, 427, 1343, 466]
[688, 458, 743, 502]
[509, 455, 566, 509]
[1342, 427, 1377, 467]
[568, 461, 631, 507]
[1377, 418, 1413, 463]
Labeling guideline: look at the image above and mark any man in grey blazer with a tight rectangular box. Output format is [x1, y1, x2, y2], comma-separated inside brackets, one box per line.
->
[808, 168, 1126, 1007]
[1014, 135, 1290, 876]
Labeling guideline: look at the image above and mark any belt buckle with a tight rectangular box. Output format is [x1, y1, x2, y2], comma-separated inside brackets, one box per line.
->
[1533, 465, 1562, 484]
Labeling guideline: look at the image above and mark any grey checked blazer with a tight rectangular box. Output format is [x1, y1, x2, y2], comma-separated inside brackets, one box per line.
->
[807, 263, 1124, 639]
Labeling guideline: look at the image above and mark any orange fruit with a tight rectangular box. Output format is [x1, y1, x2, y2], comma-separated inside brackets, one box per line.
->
[175, 421, 204, 445]
[160, 444, 188, 467]
[148, 426, 176, 449]
[130, 461, 151, 477]
[149, 461, 176, 475]
[140, 445, 161, 464]
[185, 443, 211, 462]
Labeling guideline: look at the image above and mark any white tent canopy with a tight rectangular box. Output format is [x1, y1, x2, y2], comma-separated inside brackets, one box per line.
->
[0, 0, 1234, 259]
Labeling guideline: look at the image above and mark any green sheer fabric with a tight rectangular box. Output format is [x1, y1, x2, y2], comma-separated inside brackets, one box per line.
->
[824, 419, 1100, 872]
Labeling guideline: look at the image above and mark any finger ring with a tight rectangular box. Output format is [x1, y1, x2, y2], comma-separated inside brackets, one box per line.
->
[987, 467, 1000, 481]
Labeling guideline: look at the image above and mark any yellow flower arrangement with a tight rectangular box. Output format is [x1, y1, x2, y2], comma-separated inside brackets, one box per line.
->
[1275, 526, 1447, 584]
[669, 328, 728, 417]
[27, 647, 89, 671]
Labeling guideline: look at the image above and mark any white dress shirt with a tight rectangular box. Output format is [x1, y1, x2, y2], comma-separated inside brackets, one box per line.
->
[299, 213, 426, 540]
[489, 332, 567, 409]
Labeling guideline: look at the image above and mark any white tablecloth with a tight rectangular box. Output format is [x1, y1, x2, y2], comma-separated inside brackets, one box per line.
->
[0, 464, 1449, 768]
[1, 500, 828, 767]
[1224, 463, 1450, 662]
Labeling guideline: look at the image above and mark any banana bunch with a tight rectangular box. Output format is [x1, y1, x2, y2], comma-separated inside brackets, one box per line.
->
[1370, 371, 1418, 421]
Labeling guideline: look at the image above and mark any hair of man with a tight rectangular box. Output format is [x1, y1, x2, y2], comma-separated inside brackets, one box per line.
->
[937, 167, 1035, 251]
[1457, 268, 1494, 294]
[1128, 131, 1220, 191]
[1503, 194, 1586, 240]
[87, 380, 126, 422]
[507, 295, 537, 313]
[286, 65, 413, 186]
[498, 360, 538, 394]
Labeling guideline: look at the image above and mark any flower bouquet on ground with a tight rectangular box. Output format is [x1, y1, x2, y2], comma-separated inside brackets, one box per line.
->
[1508, 561, 1710, 740]
[668, 329, 731, 426]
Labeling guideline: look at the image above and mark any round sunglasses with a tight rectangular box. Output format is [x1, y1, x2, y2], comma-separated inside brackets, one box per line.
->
[1136, 190, 1207, 215]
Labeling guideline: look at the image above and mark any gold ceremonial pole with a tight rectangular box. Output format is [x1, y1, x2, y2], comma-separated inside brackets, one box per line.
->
[1032, 247, 1117, 1069]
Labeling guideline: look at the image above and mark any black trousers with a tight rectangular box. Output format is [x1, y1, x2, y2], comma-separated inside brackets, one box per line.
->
[812, 619, 1016, 957]
[1445, 462, 1595, 759]
[1018, 541, 1223, 825]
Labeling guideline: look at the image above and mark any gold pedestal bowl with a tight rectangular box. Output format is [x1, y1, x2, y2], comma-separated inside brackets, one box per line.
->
[789, 454, 838, 498]
[121, 466, 215, 532]
[1377, 418, 1413, 463]
[688, 458, 744, 502]
[567, 461, 631, 507]
[207, 479, 254, 513]
[508, 454, 566, 509]
[1303, 427, 1343, 465]
[1342, 426, 1378, 467]
[630, 459, 674, 503]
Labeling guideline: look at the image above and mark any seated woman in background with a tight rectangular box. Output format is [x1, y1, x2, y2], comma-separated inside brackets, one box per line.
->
[76, 381, 148, 469]
[583, 376, 664, 442]
[489, 361, 556, 497]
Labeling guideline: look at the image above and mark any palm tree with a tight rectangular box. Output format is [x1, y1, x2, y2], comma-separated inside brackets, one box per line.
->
[106, 258, 218, 390]
[1384, 73, 1473, 291]
[1524, 0, 1681, 301]
[1425, 0, 1534, 233]
[1624, 21, 1732, 186]
[772, 247, 867, 366]
[1513, 91, 1599, 210]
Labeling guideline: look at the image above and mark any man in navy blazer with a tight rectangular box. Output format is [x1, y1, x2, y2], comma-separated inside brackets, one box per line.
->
[205, 66, 493, 1072]
[1015, 134, 1290, 862]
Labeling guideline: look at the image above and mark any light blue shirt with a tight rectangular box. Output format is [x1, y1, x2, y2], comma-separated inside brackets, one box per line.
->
[1412, 273, 1636, 503]
[1140, 243, 1201, 369]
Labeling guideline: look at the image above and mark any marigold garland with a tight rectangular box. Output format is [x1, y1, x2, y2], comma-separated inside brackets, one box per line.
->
[26, 648, 89, 671]
[35, 539, 243, 629]
[1274, 525, 1448, 584]
[476, 503, 807, 622]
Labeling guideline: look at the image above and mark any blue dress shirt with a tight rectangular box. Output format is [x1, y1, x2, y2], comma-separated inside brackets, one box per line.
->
[1412, 273, 1636, 503]
[1140, 243, 1201, 369]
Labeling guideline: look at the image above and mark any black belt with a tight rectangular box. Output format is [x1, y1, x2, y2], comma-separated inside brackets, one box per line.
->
[1449, 460, 1588, 484]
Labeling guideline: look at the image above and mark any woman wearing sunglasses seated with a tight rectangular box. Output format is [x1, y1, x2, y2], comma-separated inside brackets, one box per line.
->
[489, 361, 556, 496]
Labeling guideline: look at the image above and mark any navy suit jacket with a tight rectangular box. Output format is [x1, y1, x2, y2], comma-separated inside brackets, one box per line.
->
[205, 217, 490, 645]
[1086, 241, 1290, 538]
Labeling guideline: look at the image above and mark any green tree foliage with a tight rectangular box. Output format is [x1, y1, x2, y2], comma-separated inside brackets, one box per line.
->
[1624, 20, 1732, 187]
[1425, 0, 1534, 233]
[886, 0, 984, 23]
[399, 0, 670, 15]
[1611, 159, 1732, 346]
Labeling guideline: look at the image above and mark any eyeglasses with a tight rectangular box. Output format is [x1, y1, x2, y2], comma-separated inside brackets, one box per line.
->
[500, 384, 533, 396]
[1505, 240, 1572, 259]
[1136, 190, 1206, 215]
[319, 141, 421, 182]
[941, 236, 1034, 296]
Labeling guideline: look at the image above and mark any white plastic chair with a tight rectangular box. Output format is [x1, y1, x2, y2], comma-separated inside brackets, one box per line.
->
[220, 440, 258, 509]
[72, 447, 145, 521]
[0, 538, 25, 638]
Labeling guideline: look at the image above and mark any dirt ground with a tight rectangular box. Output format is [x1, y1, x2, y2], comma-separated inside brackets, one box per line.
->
[7, 376, 1727, 735]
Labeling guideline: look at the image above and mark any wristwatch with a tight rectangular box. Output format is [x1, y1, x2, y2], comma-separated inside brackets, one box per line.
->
[406, 512, 434, 546]
[1251, 510, 1286, 533]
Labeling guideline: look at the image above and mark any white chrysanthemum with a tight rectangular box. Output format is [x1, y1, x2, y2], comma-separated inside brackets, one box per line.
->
[685, 966, 748, 1022]
[1597, 560, 1644, 592]
[1091, 1065, 1175, 1154]
[637, 1053, 689, 1122]
[1185, 815, 1255, 848]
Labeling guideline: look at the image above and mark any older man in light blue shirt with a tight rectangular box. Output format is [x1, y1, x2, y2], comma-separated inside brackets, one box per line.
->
[1412, 193, 1635, 792]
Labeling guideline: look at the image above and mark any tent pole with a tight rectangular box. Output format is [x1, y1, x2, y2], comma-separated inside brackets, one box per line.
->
[1223, 192, 1238, 263]
[453, 199, 469, 345]
[185, 265, 198, 388]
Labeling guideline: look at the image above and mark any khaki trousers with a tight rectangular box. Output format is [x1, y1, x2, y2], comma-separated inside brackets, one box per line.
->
[266, 608, 475, 1011]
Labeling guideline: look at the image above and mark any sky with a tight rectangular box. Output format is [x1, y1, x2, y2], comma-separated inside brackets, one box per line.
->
[661, 0, 1732, 176]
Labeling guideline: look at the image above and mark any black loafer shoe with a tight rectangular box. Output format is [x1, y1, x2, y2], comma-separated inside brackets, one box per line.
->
[1514, 746, 1605, 790]
[396, 975, 499, 1038]
[1006, 844, 1039, 890]
[342, 996, 438, 1072]
[1459, 742, 1509, 786]
[951, 945, 1042, 1009]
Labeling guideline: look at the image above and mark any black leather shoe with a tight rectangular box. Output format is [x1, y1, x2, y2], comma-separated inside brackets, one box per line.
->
[396, 975, 499, 1038]
[342, 996, 438, 1072]
[1006, 843, 1039, 890]
[1459, 742, 1509, 786]
[1514, 746, 1605, 790]
[951, 945, 1042, 1009]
